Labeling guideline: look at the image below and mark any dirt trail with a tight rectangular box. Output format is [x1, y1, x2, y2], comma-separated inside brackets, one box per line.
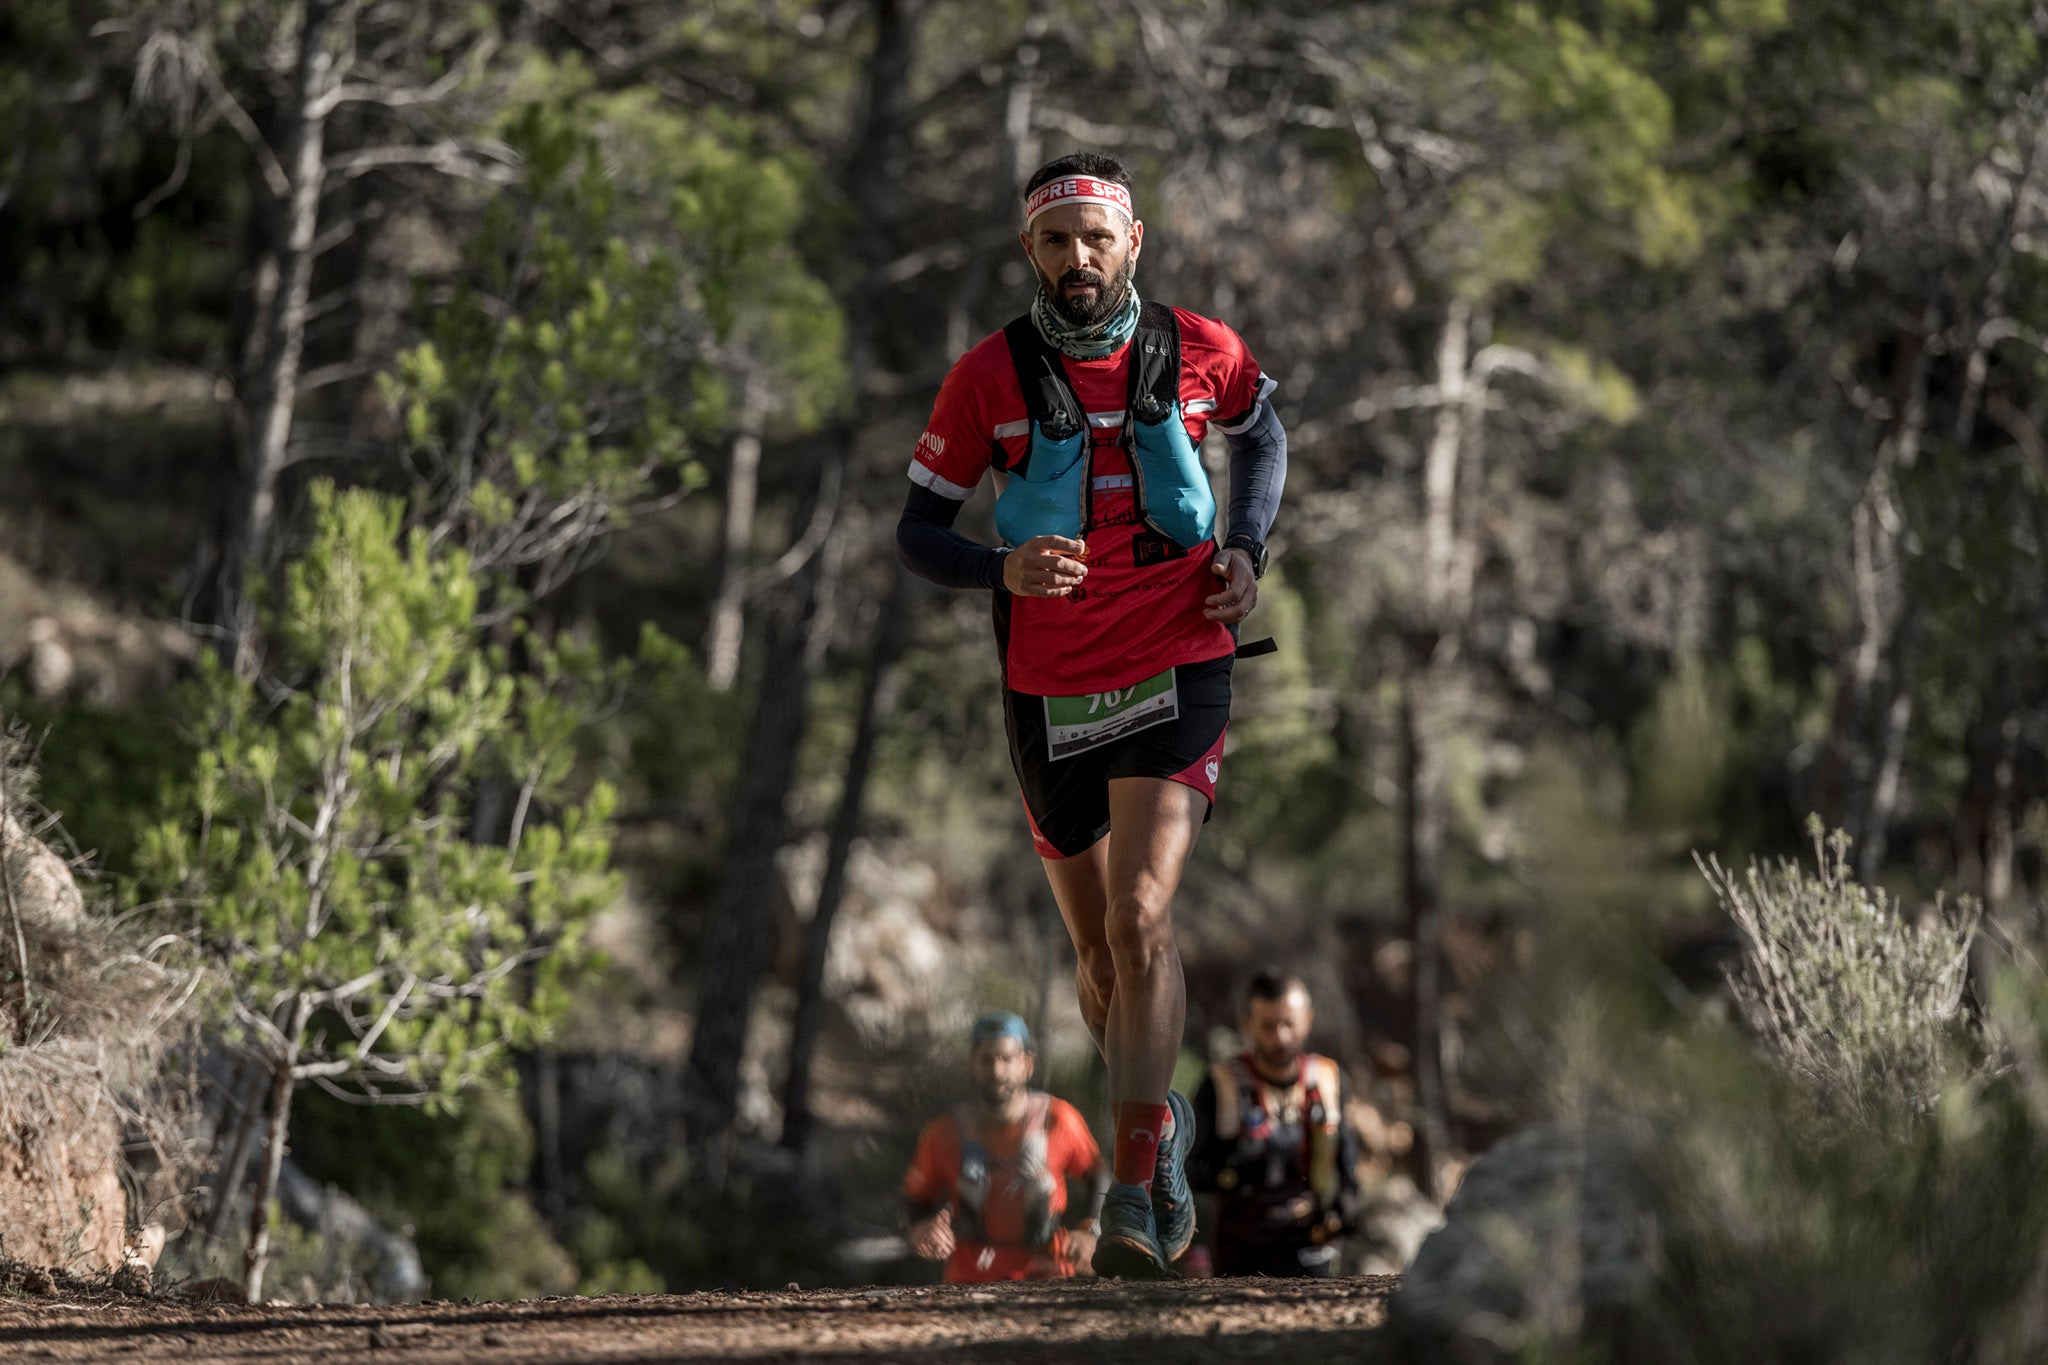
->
[0, 1275, 1399, 1364]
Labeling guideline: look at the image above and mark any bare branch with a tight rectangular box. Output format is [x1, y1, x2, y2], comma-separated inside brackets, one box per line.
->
[298, 969, 387, 1010]
[318, 34, 496, 116]
[354, 973, 414, 1055]
[300, 360, 379, 394]
[130, 29, 291, 201]
[326, 139, 518, 184]
[1034, 107, 1178, 150]
[753, 457, 844, 590]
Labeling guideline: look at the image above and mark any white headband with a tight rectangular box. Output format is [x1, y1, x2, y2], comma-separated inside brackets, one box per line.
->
[1024, 175, 1135, 226]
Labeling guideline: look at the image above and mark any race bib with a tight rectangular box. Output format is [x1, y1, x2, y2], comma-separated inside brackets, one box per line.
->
[1044, 667, 1178, 760]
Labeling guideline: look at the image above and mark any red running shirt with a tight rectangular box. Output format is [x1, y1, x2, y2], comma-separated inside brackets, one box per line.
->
[908, 308, 1276, 696]
[902, 1096, 1103, 1283]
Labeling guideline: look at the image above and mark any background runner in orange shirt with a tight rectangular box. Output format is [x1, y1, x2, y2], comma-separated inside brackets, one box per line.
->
[901, 1013, 1109, 1283]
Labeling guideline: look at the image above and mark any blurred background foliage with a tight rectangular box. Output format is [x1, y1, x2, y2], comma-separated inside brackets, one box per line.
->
[1, 0, 2045, 1347]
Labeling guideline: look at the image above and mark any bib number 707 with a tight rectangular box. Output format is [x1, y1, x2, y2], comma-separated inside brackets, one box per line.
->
[1087, 686, 1140, 714]
[1043, 667, 1179, 761]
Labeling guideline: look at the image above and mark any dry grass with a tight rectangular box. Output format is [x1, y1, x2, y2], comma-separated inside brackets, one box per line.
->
[0, 723, 201, 1257]
[1699, 818, 1980, 1129]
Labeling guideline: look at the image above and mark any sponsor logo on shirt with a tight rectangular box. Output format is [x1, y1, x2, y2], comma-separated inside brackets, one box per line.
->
[916, 430, 946, 462]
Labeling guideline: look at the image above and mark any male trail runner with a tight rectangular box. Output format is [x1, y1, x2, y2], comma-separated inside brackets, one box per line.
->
[901, 1013, 1109, 1282]
[895, 151, 1287, 1277]
[1188, 970, 1361, 1277]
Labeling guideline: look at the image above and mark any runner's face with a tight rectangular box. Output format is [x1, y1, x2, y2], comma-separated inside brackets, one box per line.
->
[969, 1036, 1034, 1105]
[1243, 990, 1313, 1076]
[1019, 202, 1143, 325]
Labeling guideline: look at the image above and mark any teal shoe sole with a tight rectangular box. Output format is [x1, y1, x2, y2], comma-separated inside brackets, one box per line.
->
[1152, 1090, 1197, 1263]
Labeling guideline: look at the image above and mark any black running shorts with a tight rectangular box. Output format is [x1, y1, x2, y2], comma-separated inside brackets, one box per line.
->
[1003, 652, 1234, 860]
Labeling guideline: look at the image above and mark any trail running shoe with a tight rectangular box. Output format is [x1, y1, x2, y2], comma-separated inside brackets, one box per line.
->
[1092, 1180, 1177, 1280]
[1151, 1089, 1196, 1263]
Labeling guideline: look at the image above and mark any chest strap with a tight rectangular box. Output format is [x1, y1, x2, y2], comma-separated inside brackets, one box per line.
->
[995, 303, 1214, 550]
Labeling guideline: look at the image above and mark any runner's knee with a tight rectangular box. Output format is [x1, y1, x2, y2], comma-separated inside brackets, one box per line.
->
[1103, 889, 1173, 962]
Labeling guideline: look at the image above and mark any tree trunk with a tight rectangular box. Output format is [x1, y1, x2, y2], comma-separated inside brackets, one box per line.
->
[1854, 616, 1915, 884]
[535, 1047, 565, 1221]
[226, 0, 350, 669]
[204, 1064, 263, 1240]
[1960, 682, 2021, 917]
[1400, 668, 1450, 1202]
[779, 567, 913, 1155]
[1399, 300, 1476, 1201]
[1422, 300, 1472, 624]
[1984, 708, 2020, 916]
[1954, 120, 2043, 445]
[1001, 6, 1048, 188]
[241, 1007, 304, 1303]
[1814, 312, 1931, 838]
[682, 479, 833, 1166]
[705, 376, 771, 692]
[680, 0, 916, 1170]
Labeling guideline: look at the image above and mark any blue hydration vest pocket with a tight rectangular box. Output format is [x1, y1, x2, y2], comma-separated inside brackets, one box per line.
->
[1129, 399, 1216, 549]
[995, 421, 1087, 546]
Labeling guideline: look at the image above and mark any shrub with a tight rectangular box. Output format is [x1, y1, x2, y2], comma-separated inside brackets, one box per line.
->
[1699, 818, 1979, 1129]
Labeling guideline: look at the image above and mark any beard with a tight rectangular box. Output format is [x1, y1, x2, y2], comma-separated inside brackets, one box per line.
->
[1252, 1045, 1299, 1078]
[1041, 253, 1135, 326]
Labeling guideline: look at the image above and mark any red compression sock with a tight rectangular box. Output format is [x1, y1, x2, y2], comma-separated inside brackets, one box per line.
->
[1113, 1101, 1174, 1186]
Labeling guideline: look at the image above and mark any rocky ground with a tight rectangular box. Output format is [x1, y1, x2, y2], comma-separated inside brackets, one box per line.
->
[0, 1275, 1400, 1364]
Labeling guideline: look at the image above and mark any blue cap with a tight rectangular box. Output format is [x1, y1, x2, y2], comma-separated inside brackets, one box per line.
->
[969, 1011, 1033, 1051]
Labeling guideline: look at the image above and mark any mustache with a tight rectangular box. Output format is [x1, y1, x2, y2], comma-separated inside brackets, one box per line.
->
[1059, 269, 1106, 289]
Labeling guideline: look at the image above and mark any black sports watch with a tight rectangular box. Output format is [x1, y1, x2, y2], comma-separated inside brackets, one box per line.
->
[1223, 534, 1268, 579]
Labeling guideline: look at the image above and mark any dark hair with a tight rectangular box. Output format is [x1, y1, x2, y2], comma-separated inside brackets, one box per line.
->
[1024, 152, 1133, 197]
[1245, 967, 1308, 1009]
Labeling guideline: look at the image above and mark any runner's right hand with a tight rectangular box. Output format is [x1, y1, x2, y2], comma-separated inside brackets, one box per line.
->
[1003, 536, 1088, 597]
[908, 1208, 955, 1261]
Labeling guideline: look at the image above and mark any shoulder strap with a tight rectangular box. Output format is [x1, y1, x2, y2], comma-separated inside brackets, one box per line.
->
[1305, 1054, 1342, 1104]
[1002, 316, 1086, 444]
[1128, 300, 1181, 422]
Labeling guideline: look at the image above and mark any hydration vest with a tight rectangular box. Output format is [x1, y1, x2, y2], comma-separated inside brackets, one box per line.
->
[993, 302, 1218, 552]
[1208, 1052, 1344, 1207]
[951, 1092, 1061, 1250]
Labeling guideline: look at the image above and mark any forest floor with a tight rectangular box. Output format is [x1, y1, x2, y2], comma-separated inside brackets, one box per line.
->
[0, 1275, 1400, 1363]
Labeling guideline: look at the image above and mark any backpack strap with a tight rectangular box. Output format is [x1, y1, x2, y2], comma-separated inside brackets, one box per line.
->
[1127, 301, 1181, 424]
[1304, 1054, 1342, 1103]
[1001, 316, 1087, 458]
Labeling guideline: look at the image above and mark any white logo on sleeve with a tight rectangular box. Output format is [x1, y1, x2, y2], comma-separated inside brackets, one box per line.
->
[916, 431, 946, 461]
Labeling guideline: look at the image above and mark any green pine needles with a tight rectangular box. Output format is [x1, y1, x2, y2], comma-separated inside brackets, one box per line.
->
[133, 482, 619, 1297]
[139, 481, 616, 1099]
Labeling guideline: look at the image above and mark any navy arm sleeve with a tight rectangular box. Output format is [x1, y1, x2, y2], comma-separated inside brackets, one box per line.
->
[1221, 399, 1287, 547]
[897, 483, 1009, 590]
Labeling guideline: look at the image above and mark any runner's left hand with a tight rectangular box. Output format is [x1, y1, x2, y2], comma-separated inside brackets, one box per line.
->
[1204, 547, 1258, 623]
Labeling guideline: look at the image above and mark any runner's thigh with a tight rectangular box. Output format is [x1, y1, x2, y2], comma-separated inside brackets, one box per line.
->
[1005, 686, 1114, 858]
